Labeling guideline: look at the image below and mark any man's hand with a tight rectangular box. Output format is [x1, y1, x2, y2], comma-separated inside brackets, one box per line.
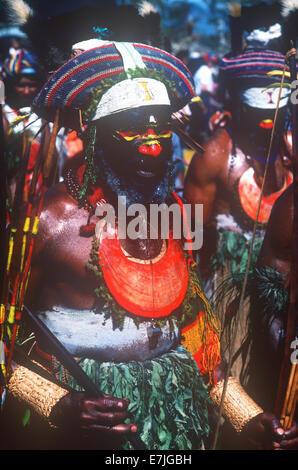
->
[49, 391, 137, 447]
[241, 412, 298, 450]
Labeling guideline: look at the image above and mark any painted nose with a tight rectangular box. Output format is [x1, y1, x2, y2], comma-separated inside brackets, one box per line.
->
[138, 143, 162, 157]
[23, 86, 32, 95]
[138, 128, 162, 157]
[259, 119, 273, 129]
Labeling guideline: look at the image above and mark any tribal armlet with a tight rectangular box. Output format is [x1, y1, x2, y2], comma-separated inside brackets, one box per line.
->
[209, 377, 264, 433]
[7, 365, 69, 427]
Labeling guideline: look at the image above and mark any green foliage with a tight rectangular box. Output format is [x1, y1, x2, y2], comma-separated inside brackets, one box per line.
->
[251, 265, 289, 317]
[212, 230, 264, 275]
[79, 124, 97, 201]
[22, 409, 31, 427]
[58, 346, 210, 450]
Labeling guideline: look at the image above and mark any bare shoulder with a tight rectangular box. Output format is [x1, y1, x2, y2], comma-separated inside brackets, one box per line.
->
[258, 184, 293, 268]
[204, 127, 232, 157]
[39, 183, 77, 224]
[186, 128, 231, 184]
[32, 182, 78, 249]
[267, 184, 293, 234]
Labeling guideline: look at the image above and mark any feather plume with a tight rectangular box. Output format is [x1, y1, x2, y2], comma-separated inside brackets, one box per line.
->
[20, 5, 146, 72]
[281, 0, 298, 43]
[3, 0, 33, 26]
[281, 0, 298, 18]
[228, 2, 242, 18]
[138, 1, 158, 17]
[137, 1, 167, 50]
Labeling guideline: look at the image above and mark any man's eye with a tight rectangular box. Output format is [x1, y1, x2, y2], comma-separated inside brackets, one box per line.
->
[118, 131, 138, 138]
[159, 129, 172, 136]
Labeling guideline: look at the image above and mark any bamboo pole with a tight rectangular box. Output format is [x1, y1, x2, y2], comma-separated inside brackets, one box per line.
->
[42, 109, 60, 185]
[280, 363, 298, 430]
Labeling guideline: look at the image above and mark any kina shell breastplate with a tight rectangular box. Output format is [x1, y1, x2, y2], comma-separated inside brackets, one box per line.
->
[232, 167, 293, 230]
[97, 225, 189, 319]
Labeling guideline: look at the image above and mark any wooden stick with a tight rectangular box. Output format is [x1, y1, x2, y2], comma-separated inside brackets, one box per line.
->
[280, 363, 298, 429]
[287, 392, 297, 430]
[275, 44, 298, 426]
[28, 122, 48, 201]
[20, 298, 146, 450]
[42, 109, 60, 184]
[172, 112, 205, 153]
[172, 124, 205, 154]
[0, 103, 8, 301]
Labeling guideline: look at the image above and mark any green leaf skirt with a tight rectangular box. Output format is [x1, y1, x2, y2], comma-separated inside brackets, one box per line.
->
[55, 345, 210, 450]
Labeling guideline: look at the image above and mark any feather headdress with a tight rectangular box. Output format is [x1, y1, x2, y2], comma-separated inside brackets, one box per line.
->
[3, 0, 33, 25]
[281, 0, 298, 44]
[227, 1, 288, 54]
[2, 1, 168, 73]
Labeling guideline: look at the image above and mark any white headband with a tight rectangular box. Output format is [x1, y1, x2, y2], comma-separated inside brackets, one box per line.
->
[91, 77, 170, 121]
[240, 86, 290, 109]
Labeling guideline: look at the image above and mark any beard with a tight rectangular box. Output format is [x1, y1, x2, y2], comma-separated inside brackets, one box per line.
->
[96, 149, 172, 207]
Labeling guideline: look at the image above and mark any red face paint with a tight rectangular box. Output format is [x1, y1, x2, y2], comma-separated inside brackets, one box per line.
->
[259, 119, 274, 130]
[118, 127, 172, 158]
[138, 143, 162, 157]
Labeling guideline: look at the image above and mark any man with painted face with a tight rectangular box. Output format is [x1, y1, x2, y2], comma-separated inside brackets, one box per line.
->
[184, 51, 293, 293]
[95, 107, 173, 206]
[184, 33, 294, 386]
[3, 41, 297, 451]
[1, 49, 44, 112]
[1, 48, 70, 205]
[1, 49, 46, 198]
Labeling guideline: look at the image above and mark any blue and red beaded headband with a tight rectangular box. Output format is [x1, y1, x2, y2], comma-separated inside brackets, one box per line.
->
[32, 42, 195, 129]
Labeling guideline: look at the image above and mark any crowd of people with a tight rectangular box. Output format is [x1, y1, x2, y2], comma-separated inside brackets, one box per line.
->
[0, 0, 297, 451]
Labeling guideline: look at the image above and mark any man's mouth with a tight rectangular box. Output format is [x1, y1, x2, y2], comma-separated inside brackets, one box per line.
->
[137, 169, 155, 178]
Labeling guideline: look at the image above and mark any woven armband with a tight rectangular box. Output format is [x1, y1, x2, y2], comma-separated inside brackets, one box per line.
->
[7, 365, 69, 426]
[209, 377, 264, 433]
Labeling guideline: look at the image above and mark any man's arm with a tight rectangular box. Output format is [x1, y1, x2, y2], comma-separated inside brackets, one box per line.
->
[258, 184, 293, 285]
[183, 129, 229, 224]
[6, 188, 137, 446]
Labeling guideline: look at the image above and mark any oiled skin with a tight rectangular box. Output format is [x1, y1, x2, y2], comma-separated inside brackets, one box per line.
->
[7, 110, 295, 448]
[247, 185, 294, 412]
[184, 130, 298, 449]
[183, 128, 291, 281]
[10, 182, 168, 448]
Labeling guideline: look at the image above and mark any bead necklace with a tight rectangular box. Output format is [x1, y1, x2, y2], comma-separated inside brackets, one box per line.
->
[64, 167, 94, 213]
[64, 166, 107, 237]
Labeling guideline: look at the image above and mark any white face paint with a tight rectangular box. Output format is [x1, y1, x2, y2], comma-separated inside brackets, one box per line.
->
[240, 87, 290, 109]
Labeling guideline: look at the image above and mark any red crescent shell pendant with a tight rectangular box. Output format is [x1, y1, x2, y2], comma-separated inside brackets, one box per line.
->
[238, 168, 293, 224]
[98, 231, 188, 319]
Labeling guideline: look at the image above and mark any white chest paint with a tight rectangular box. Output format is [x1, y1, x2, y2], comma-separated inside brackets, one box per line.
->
[37, 307, 180, 362]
